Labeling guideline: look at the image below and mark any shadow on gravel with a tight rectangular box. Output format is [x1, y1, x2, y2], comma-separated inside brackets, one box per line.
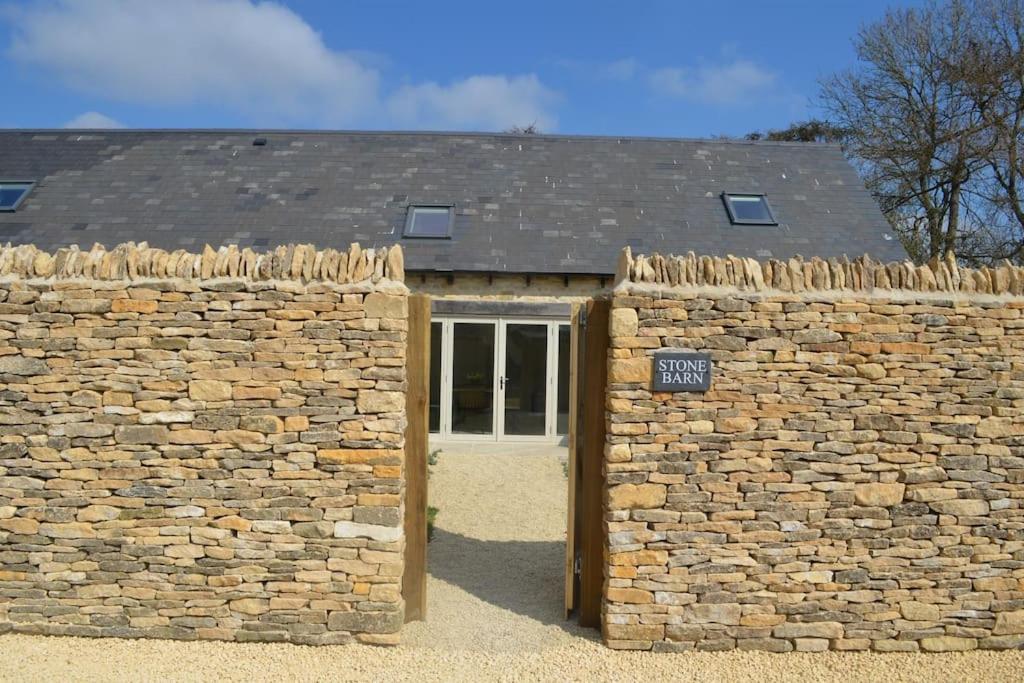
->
[427, 528, 598, 639]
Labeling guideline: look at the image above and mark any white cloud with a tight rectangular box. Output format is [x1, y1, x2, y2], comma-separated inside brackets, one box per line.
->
[554, 56, 639, 82]
[8, 0, 377, 126]
[602, 58, 639, 81]
[649, 59, 778, 105]
[6, 0, 560, 130]
[388, 75, 559, 132]
[64, 111, 124, 129]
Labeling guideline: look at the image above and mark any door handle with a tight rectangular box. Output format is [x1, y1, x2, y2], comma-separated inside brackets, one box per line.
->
[499, 376, 508, 390]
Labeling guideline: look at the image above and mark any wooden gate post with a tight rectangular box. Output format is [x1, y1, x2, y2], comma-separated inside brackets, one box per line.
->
[565, 303, 581, 617]
[578, 298, 609, 627]
[403, 294, 430, 622]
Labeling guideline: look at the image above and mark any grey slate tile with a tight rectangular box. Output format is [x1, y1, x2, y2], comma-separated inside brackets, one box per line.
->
[0, 130, 906, 274]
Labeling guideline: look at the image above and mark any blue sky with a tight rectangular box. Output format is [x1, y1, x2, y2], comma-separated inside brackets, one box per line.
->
[0, 0, 923, 137]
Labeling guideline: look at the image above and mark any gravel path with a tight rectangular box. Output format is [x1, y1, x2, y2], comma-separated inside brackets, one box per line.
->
[401, 445, 590, 652]
[2, 446, 1023, 681]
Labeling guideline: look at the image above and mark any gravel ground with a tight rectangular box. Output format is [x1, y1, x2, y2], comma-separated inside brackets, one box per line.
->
[401, 445, 588, 653]
[2, 445, 1022, 682]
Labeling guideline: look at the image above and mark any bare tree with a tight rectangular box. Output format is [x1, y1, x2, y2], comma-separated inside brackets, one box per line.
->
[505, 123, 541, 135]
[745, 119, 848, 143]
[956, 0, 1024, 260]
[821, 0, 987, 262]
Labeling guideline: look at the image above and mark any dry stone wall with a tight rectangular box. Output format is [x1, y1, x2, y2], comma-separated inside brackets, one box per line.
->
[0, 242, 408, 645]
[605, 250, 1024, 652]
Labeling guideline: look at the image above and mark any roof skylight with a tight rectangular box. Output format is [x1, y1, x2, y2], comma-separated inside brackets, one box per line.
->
[722, 193, 777, 225]
[0, 182, 34, 212]
[404, 205, 454, 238]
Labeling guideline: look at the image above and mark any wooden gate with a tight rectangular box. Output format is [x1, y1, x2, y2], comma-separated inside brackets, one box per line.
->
[403, 294, 430, 622]
[564, 298, 609, 627]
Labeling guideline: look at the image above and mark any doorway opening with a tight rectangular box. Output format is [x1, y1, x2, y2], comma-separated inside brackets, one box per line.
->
[404, 298, 606, 647]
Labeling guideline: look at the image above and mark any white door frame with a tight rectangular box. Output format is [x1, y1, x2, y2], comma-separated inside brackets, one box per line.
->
[497, 318, 556, 442]
[433, 315, 568, 443]
[437, 317, 498, 441]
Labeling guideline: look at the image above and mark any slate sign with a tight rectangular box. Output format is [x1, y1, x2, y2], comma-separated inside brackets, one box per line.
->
[652, 352, 713, 392]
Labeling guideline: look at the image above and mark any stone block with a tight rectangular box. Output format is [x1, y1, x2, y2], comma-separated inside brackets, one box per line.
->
[168, 429, 214, 444]
[900, 601, 941, 621]
[930, 498, 989, 516]
[215, 429, 265, 445]
[0, 356, 49, 375]
[689, 603, 741, 625]
[214, 516, 252, 532]
[608, 357, 651, 383]
[165, 544, 204, 559]
[604, 623, 664, 641]
[111, 299, 158, 313]
[230, 599, 270, 616]
[188, 380, 232, 401]
[353, 506, 402, 526]
[977, 417, 1019, 438]
[993, 610, 1024, 635]
[293, 522, 334, 538]
[284, 415, 309, 431]
[168, 505, 205, 518]
[334, 521, 402, 543]
[606, 588, 654, 604]
[65, 423, 114, 438]
[856, 363, 887, 380]
[356, 390, 404, 414]
[233, 386, 281, 400]
[317, 448, 400, 465]
[328, 609, 402, 634]
[240, 415, 284, 433]
[609, 550, 668, 566]
[139, 411, 194, 424]
[77, 505, 119, 522]
[795, 638, 829, 652]
[364, 292, 407, 319]
[608, 483, 667, 510]
[792, 329, 842, 344]
[716, 416, 758, 433]
[0, 518, 39, 534]
[114, 425, 169, 445]
[920, 636, 977, 652]
[854, 482, 905, 507]
[773, 621, 844, 639]
[39, 522, 96, 539]
[609, 308, 639, 337]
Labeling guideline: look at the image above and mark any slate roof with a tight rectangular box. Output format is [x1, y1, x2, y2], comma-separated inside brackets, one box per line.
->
[0, 129, 906, 275]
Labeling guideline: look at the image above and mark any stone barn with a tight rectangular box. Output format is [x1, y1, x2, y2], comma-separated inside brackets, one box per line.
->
[11, 130, 1021, 652]
[0, 130, 905, 448]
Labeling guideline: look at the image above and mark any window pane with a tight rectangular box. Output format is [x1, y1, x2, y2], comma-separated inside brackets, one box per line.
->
[429, 322, 442, 433]
[407, 207, 451, 237]
[557, 324, 571, 435]
[0, 184, 31, 210]
[451, 322, 494, 434]
[503, 323, 548, 436]
[727, 195, 772, 222]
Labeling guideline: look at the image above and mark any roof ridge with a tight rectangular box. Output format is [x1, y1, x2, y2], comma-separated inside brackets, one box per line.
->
[0, 128, 842, 148]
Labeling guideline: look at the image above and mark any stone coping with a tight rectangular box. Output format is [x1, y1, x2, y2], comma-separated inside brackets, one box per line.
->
[614, 247, 1024, 296]
[0, 242, 405, 284]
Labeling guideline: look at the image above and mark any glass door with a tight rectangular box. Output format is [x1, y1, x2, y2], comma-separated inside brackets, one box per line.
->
[430, 317, 572, 442]
[499, 322, 550, 437]
[449, 321, 497, 436]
